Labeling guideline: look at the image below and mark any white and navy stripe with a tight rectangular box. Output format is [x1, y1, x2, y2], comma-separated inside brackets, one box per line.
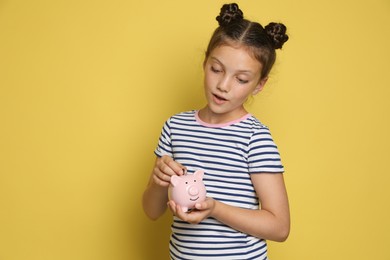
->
[155, 110, 283, 260]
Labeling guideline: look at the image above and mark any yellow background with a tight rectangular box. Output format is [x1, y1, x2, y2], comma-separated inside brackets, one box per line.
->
[1, 0, 389, 259]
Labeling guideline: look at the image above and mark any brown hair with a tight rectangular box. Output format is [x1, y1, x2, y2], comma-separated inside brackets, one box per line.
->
[205, 3, 289, 80]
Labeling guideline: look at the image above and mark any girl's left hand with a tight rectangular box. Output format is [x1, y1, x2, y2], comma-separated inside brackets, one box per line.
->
[168, 198, 216, 224]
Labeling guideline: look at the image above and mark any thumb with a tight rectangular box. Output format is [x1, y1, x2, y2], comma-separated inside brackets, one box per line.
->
[195, 201, 207, 210]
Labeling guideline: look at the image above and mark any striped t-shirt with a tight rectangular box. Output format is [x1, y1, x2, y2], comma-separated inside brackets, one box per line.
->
[155, 110, 284, 260]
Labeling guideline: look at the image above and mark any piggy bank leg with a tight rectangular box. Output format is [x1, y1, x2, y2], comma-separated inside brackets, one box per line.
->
[181, 206, 189, 212]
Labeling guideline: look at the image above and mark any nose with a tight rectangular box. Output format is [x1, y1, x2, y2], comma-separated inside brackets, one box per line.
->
[217, 76, 231, 92]
[188, 186, 199, 196]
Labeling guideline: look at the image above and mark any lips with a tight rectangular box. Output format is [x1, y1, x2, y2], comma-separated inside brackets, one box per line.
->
[213, 94, 228, 105]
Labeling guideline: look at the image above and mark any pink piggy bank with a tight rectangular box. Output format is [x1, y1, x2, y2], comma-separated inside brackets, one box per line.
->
[168, 170, 207, 212]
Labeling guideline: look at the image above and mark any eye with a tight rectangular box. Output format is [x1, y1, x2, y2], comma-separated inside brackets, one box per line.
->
[185, 181, 188, 184]
[194, 180, 197, 182]
[211, 66, 222, 73]
[237, 77, 249, 84]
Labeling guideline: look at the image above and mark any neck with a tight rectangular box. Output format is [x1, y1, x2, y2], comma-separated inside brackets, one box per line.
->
[198, 106, 248, 125]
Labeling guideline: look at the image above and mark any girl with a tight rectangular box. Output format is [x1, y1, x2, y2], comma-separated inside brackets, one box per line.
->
[143, 3, 290, 259]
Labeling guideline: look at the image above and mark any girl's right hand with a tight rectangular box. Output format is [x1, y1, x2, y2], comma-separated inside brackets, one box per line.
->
[152, 155, 186, 187]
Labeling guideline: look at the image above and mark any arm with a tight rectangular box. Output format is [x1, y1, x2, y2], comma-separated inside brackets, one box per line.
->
[214, 173, 290, 241]
[169, 173, 290, 242]
[142, 155, 185, 220]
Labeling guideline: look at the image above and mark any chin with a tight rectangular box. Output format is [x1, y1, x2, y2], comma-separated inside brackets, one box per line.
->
[207, 104, 227, 114]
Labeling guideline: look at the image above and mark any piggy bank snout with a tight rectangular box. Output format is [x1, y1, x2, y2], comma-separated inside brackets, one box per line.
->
[188, 186, 199, 196]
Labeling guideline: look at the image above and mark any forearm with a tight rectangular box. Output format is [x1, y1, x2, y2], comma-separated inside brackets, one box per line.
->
[142, 179, 169, 220]
[211, 200, 290, 242]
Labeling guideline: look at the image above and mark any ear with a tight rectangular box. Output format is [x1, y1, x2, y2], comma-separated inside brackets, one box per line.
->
[252, 77, 268, 95]
[194, 170, 204, 180]
[170, 175, 180, 187]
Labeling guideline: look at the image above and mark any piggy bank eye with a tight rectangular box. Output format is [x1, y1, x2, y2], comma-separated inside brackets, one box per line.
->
[194, 180, 197, 182]
[185, 181, 188, 184]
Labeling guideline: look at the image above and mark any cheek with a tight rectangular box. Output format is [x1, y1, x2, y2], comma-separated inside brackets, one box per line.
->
[203, 73, 214, 89]
[233, 87, 254, 101]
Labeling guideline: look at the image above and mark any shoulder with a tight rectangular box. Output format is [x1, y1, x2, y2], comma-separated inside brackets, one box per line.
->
[164, 110, 197, 126]
[242, 116, 277, 145]
[170, 110, 196, 120]
[240, 115, 270, 132]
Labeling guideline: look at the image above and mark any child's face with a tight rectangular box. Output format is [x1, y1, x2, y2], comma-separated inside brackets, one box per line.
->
[203, 44, 267, 121]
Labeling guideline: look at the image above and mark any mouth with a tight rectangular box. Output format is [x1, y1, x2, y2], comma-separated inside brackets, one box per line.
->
[190, 197, 199, 201]
[212, 94, 228, 104]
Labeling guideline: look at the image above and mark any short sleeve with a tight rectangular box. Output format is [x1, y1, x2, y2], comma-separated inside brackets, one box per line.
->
[154, 118, 173, 158]
[248, 126, 284, 173]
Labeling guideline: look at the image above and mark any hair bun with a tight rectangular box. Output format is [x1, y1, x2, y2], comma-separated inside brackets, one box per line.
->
[216, 3, 244, 27]
[264, 22, 289, 49]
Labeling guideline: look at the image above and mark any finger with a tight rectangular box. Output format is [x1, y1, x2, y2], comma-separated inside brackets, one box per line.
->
[157, 161, 176, 177]
[160, 155, 185, 175]
[167, 160, 186, 176]
[195, 198, 214, 212]
[152, 174, 170, 187]
[194, 203, 203, 210]
[175, 204, 188, 220]
[153, 166, 171, 183]
[167, 200, 177, 215]
[158, 156, 183, 177]
[181, 210, 203, 225]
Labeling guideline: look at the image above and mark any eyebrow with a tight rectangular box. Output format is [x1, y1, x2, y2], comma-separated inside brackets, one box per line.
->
[209, 56, 254, 74]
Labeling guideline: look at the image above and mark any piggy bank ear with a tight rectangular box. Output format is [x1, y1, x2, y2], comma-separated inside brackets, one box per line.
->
[170, 175, 180, 187]
[194, 170, 204, 179]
